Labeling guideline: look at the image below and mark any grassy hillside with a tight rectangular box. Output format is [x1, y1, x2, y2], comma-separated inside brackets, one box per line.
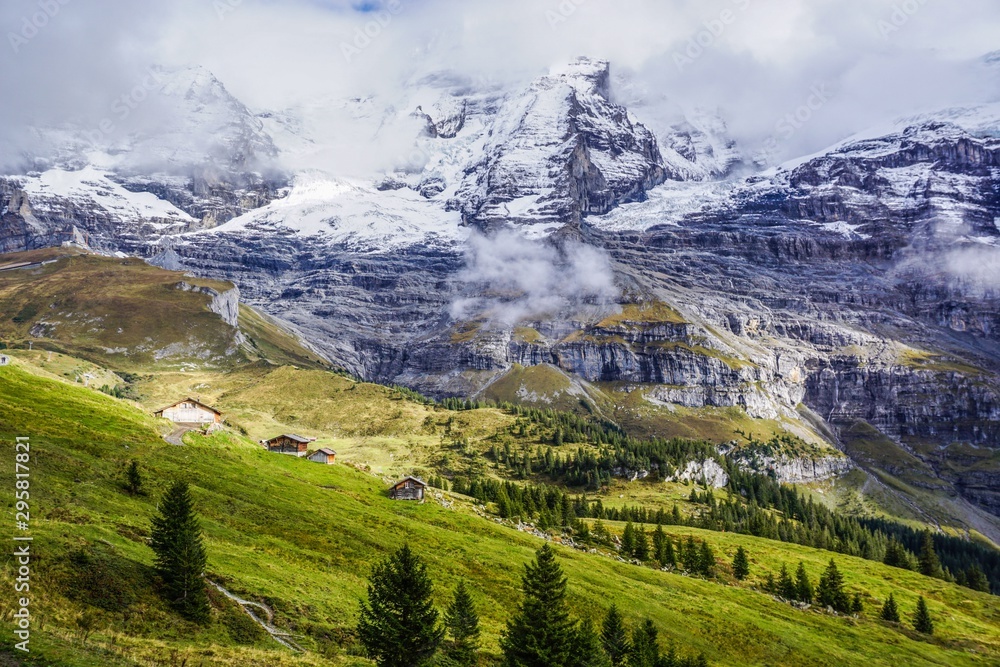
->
[1, 357, 999, 666]
[0, 247, 326, 371]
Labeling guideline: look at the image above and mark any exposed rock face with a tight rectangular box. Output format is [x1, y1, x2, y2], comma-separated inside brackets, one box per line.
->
[455, 58, 667, 230]
[3, 61, 1000, 525]
[673, 459, 729, 489]
[176, 281, 241, 329]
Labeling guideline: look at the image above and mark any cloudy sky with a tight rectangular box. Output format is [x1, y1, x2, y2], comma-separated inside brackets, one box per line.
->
[2, 0, 999, 165]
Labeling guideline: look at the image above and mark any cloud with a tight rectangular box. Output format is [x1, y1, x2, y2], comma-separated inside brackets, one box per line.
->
[2, 0, 999, 172]
[450, 229, 619, 326]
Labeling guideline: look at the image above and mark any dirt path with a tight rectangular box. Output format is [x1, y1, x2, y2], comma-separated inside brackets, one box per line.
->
[207, 580, 304, 652]
[163, 424, 197, 445]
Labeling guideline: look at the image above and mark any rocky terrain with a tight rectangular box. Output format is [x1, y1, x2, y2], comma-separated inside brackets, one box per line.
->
[2, 58, 1000, 531]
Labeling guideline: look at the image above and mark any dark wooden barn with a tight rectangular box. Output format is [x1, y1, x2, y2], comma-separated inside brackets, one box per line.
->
[389, 476, 427, 501]
[263, 434, 315, 456]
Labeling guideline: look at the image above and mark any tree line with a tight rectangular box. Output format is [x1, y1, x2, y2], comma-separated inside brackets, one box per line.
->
[476, 423, 999, 596]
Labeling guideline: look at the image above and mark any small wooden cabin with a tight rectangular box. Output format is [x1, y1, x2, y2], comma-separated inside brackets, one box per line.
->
[263, 434, 315, 456]
[154, 398, 222, 424]
[389, 476, 427, 501]
[308, 448, 337, 464]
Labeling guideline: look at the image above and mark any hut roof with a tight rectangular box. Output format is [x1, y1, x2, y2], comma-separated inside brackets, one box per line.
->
[314, 448, 337, 456]
[154, 397, 221, 415]
[392, 476, 427, 488]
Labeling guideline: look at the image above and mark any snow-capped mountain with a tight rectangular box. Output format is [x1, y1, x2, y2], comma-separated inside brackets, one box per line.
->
[4, 56, 1000, 527]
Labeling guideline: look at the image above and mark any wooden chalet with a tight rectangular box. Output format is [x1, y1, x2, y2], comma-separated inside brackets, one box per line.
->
[263, 434, 316, 456]
[389, 476, 427, 501]
[308, 448, 337, 464]
[154, 398, 222, 424]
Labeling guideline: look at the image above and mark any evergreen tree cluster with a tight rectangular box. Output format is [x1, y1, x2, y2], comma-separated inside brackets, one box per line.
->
[765, 560, 862, 614]
[880, 592, 934, 635]
[358, 544, 711, 667]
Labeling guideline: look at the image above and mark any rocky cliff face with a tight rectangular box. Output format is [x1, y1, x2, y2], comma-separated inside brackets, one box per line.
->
[3, 60, 1000, 527]
[454, 58, 667, 231]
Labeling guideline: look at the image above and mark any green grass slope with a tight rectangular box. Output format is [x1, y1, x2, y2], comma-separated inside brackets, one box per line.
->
[0, 248, 326, 372]
[1, 360, 998, 666]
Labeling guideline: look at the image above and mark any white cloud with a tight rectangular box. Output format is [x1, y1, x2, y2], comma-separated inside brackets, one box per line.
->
[2, 0, 999, 170]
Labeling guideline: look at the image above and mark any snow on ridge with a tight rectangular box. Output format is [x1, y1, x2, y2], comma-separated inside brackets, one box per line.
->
[17, 166, 195, 225]
[196, 173, 468, 253]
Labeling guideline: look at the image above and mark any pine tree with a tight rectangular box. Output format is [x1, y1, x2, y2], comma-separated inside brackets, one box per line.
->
[621, 522, 636, 557]
[762, 572, 776, 595]
[662, 539, 677, 569]
[817, 559, 850, 613]
[444, 581, 480, 666]
[778, 564, 796, 600]
[150, 481, 209, 622]
[634, 526, 650, 562]
[671, 503, 682, 524]
[682, 536, 699, 573]
[652, 525, 667, 565]
[358, 544, 443, 667]
[912, 596, 933, 635]
[794, 562, 813, 604]
[732, 546, 750, 581]
[883, 538, 910, 569]
[965, 565, 990, 593]
[850, 593, 864, 615]
[880, 593, 900, 623]
[501, 544, 578, 667]
[628, 619, 660, 667]
[918, 531, 943, 579]
[698, 541, 715, 577]
[600, 604, 630, 667]
[571, 618, 612, 667]
[124, 459, 143, 495]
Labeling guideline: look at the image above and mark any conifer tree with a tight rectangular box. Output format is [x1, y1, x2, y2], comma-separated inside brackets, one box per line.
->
[698, 541, 715, 577]
[662, 538, 677, 569]
[444, 581, 480, 666]
[652, 525, 667, 565]
[918, 530, 943, 579]
[571, 618, 612, 667]
[762, 572, 776, 595]
[628, 619, 660, 667]
[880, 593, 900, 623]
[778, 564, 796, 600]
[794, 562, 813, 604]
[913, 596, 934, 635]
[634, 526, 650, 562]
[671, 503, 682, 524]
[817, 559, 850, 612]
[682, 536, 699, 573]
[965, 565, 990, 593]
[732, 546, 750, 581]
[124, 459, 143, 495]
[851, 593, 864, 615]
[600, 604, 630, 667]
[621, 522, 637, 557]
[358, 544, 443, 667]
[150, 481, 209, 622]
[883, 538, 910, 569]
[501, 544, 577, 667]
